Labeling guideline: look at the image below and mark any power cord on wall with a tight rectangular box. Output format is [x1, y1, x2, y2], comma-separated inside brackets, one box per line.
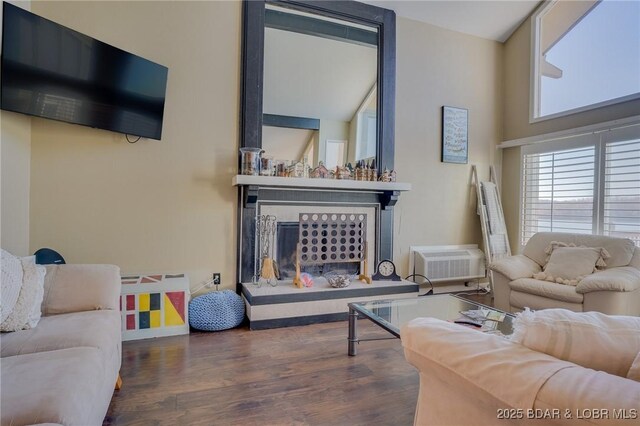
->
[126, 134, 141, 144]
[191, 278, 219, 294]
[455, 278, 491, 297]
[405, 273, 434, 296]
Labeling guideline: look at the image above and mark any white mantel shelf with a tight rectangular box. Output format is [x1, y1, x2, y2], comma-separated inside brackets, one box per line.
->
[232, 175, 412, 192]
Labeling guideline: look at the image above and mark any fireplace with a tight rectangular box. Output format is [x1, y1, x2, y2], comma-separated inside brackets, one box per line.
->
[254, 204, 377, 283]
[275, 222, 360, 279]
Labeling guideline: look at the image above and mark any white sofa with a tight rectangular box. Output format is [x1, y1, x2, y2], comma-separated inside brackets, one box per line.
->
[489, 233, 640, 315]
[402, 317, 640, 426]
[1, 264, 122, 426]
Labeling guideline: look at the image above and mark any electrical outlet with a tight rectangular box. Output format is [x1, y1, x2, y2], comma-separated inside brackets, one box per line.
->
[212, 273, 221, 285]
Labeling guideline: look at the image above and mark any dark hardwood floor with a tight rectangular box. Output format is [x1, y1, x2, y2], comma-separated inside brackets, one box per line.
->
[105, 292, 493, 425]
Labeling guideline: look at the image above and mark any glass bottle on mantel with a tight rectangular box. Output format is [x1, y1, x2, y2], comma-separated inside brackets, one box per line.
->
[240, 148, 263, 176]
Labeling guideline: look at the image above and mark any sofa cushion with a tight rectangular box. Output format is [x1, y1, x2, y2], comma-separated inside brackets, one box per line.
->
[628, 351, 640, 382]
[0, 310, 121, 359]
[523, 232, 636, 268]
[630, 248, 640, 269]
[42, 264, 121, 315]
[402, 317, 576, 411]
[25, 257, 46, 329]
[576, 266, 640, 294]
[510, 278, 584, 303]
[511, 308, 640, 378]
[510, 291, 583, 312]
[1, 347, 110, 426]
[536, 366, 640, 419]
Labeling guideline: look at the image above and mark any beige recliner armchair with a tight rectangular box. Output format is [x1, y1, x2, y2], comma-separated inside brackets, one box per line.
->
[489, 232, 640, 315]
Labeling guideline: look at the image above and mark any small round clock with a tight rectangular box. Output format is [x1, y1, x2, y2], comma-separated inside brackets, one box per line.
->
[372, 259, 401, 281]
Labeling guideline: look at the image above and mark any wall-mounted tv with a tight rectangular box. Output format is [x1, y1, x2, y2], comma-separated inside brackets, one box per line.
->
[1, 2, 168, 140]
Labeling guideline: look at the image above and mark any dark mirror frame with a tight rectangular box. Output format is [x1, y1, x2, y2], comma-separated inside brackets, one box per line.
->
[240, 0, 396, 173]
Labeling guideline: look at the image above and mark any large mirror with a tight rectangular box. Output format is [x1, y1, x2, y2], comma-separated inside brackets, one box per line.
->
[262, 4, 378, 170]
[241, 0, 396, 173]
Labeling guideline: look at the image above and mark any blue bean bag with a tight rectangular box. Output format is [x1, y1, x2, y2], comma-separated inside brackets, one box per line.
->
[189, 290, 245, 331]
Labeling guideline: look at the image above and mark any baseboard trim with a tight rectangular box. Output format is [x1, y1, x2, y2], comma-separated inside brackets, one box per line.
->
[249, 312, 348, 329]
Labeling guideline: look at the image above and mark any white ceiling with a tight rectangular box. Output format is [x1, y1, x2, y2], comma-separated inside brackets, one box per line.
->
[361, 0, 542, 42]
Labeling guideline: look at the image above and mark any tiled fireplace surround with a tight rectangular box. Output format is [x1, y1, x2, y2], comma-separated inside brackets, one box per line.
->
[235, 177, 416, 329]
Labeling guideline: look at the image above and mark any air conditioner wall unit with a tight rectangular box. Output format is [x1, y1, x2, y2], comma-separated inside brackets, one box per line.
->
[412, 244, 486, 283]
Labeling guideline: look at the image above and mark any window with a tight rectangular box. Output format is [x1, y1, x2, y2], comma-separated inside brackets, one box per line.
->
[521, 125, 640, 247]
[522, 142, 597, 243]
[602, 129, 640, 244]
[531, 0, 640, 120]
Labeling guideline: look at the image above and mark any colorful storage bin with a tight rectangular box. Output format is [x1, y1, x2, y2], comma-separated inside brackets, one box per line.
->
[120, 274, 190, 341]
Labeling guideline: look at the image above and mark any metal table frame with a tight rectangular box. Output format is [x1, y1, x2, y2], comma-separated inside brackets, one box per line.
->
[348, 303, 401, 356]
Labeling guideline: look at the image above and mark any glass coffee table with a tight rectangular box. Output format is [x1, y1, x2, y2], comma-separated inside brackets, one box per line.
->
[348, 294, 515, 355]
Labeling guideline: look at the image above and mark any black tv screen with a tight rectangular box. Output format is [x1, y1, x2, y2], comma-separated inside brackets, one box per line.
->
[1, 3, 168, 140]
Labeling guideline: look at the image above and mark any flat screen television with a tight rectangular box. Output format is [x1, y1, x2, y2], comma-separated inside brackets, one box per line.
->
[1, 2, 168, 140]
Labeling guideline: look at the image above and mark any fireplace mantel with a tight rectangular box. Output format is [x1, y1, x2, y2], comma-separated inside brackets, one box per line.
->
[233, 175, 411, 191]
[232, 175, 411, 209]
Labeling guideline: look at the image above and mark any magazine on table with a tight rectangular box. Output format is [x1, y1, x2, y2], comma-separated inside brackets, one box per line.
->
[447, 308, 507, 334]
[460, 308, 506, 322]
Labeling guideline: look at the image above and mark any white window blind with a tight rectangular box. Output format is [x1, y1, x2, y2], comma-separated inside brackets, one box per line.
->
[603, 138, 640, 245]
[520, 124, 640, 248]
[522, 146, 596, 245]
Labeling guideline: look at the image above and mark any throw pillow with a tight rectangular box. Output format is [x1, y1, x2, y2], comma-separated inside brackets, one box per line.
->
[23, 256, 46, 329]
[533, 243, 608, 286]
[512, 308, 640, 378]
[1, 249, 23, 323]
[0, 255, 46, 331]
[627, 351, 640, 382]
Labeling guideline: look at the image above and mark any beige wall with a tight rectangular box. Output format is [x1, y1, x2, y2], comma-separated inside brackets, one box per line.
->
[1, 0, 31, 256]
[393, 17, 503, 275]
[27, 1, 503, 287]
[30, 1, 240, 291]
[1, 112, 31, 256]
[503, 15, 640, 142]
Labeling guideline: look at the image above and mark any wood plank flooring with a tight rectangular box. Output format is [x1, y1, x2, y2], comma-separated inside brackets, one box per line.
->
[105, 292, 493, 425]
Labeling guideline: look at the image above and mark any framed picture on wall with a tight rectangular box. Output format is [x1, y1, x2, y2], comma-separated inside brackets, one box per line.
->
[441, 106, 468, 164]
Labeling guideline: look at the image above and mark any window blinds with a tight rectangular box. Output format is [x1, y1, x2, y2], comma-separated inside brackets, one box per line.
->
[521, 146, 596, 246]
[603, 138, 640, 245]
[520, 125, 640, 248]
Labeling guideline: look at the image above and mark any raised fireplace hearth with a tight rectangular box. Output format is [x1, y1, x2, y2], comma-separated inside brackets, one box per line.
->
[241, 278, 418, 330]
